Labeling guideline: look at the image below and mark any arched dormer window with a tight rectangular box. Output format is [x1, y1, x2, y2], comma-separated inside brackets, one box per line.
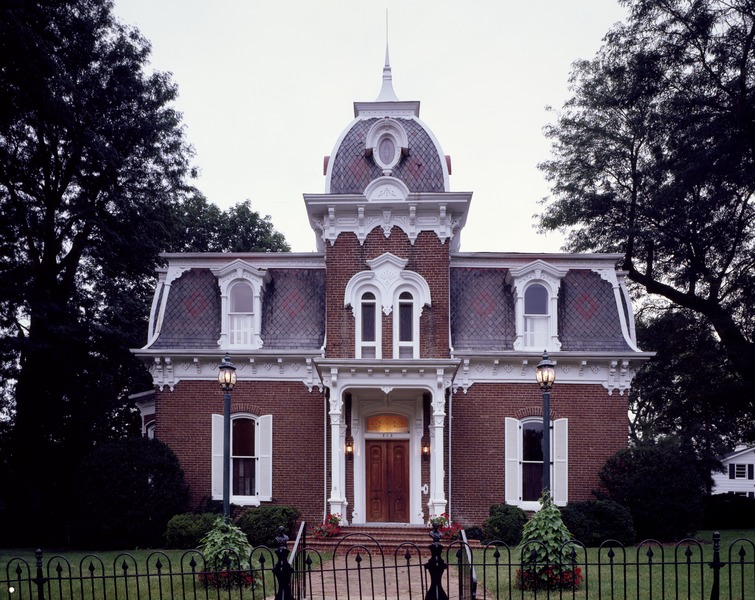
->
[358, 291, 380, 358]
[508, 260, 567, 352]
[213, 260, 271, 350]
[229, 281, 255, 346]
[345, 253, 431, 360]
[523, 283, 549, 350]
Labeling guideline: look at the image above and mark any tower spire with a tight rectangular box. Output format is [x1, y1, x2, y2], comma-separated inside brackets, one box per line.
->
[376, 12, 399, 102]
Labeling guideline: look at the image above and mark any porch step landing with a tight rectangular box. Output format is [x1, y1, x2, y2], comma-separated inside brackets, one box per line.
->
[303, 525, 479, 554]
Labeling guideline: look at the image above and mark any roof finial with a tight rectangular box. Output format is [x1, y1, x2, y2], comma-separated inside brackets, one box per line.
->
[376, 10, 399, 102]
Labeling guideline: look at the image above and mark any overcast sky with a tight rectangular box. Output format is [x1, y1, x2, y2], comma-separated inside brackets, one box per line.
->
[113, 0, 628, 253]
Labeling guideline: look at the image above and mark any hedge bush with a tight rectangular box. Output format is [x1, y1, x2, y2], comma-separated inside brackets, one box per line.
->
[597, 439, 705, 541]
[236, 505, 301, 547]
[165, 513, 218, 548]
[69, 437, 189, 549]
[482, 502, 527, 545]
[560, 500, 635, 546]
[703, 494, 755, 529]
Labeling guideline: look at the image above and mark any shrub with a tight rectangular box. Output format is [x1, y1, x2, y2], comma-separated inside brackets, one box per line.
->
[69, 437, 189, 549]
[597, 438, 705, 541]
[560, 500, 635, 546]
[482, 503, 527, 545]
[198, 517, 256, 589]
[236, 505, 300, 547]
[165, 513, 218, 548]
[517, 491, 581, 591]
[703, 494, 755, 529]
[464, 526, 484, 541]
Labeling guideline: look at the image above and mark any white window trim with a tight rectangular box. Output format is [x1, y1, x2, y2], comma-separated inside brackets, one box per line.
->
[393, 288, 420, 359]
[508, 260, 567, 352]
[365, 117, 409, 176]
[344, 253, 431, 359]
[505, 416, 568, 510]
[356, 288, 381, 359]
[213, 260, 271, 350]
[212, 413, 273, 505]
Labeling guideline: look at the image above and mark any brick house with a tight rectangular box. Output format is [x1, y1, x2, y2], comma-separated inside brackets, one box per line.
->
[132, 56, 651, 528]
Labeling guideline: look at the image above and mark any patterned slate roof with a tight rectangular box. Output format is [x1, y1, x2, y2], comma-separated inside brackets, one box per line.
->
[152, 268, 220, 349]
[558, 270, 633, 351]
[450, 268, 516, 351]
[329, 118, 445, 194]
[261, 269, 326, 350]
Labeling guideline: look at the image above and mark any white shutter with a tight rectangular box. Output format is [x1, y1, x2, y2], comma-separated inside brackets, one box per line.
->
[211, 414, 224, 500]
[552, 418, 568, 506]
[257, 415, 273, 501]
[505, 418, 521, 505]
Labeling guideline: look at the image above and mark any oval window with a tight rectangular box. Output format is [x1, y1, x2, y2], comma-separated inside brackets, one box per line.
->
[378, 137, 396, 165]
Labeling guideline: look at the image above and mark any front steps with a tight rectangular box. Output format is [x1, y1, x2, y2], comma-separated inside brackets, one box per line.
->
[301, 524, 478, 555]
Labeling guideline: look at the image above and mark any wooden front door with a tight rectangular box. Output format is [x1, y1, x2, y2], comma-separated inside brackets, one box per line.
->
[366, 440, 410, 522]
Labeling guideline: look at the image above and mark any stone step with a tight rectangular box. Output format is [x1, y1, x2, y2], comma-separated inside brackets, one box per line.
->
[300, 525, 480, 555]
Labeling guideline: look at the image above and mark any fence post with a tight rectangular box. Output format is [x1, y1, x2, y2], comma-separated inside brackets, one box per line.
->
[273, 527, 295, 600]
[32, 549, 47, 600]
[424, 523, 448, 600]
[708, 531, 724, 600]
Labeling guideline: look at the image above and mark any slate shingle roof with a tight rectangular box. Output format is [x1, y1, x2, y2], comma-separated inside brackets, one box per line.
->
[558, 270, 632, 352]
[329, 118, 445, 194]
[151, 268, 326, 351]
[153, 269, 220, 349]
[261, 269, 326, 350]
[450, 268, 516, 351]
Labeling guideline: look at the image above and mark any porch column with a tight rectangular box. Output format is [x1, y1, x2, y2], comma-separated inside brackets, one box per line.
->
[327, 368, 349, 523]
[428, 372, 447, 519]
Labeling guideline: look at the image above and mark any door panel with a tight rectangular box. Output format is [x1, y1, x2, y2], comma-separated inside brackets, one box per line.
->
[366, 440, 409, 523]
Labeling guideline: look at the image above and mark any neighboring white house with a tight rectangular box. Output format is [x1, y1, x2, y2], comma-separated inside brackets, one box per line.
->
[712, 445, 755, 498]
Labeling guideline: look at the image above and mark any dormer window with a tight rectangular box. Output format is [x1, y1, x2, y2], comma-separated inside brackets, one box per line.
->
[229, 282, 255, 346]
[523, 284, 549, 349]
[365, 118, 408, 175]
[509, 260, 567, 352]
[213, 260, 271, 350]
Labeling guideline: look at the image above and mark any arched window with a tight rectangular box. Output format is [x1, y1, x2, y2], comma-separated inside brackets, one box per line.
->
[229, 282, 255, 346]
[523, 283, 549, 349]
[358, 291, 380, 358]
[212, 413, 273, 504]
[396, 291, 416, 358]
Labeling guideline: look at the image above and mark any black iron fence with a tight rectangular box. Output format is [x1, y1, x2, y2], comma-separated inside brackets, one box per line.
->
[2, 527, 753, 599]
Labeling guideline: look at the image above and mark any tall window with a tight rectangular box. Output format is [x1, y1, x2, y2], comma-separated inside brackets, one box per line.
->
[521, 421, 544, 502]
[505, 417, 568, 509]
[212, 413, 273, 504]
[232, 417, 256, 496]
[229, 282, 254, 346]
[523, 284, 549, 349]
[359, 291, 378, 358]
[397, 292, 415, 358]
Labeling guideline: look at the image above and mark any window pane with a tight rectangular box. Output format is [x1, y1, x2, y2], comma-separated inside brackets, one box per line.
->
[361, 300, 376, 342]
[233, 458, 255, 496]
[230, 283, 254, 312]
[230, 313, 254, 345]
[522, 463, 543, 501]
[232, 418, 255, 456]
[522, 422, 543, 461]
[399, 298, 413, 342]
[524, 284, 548, 315]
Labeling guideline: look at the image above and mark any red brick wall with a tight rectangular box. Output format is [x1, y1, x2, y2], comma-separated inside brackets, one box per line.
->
[325, 228, 450, 359]
[448, 382, 628, 527]
[154, 379, 326, 524]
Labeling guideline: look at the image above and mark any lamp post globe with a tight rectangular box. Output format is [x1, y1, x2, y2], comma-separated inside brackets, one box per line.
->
[535, 351, 556, 496]
[218, 354, 237, 520]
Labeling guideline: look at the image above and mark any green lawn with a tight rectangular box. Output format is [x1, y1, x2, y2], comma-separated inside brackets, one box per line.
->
[468, 530, 755, 599]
